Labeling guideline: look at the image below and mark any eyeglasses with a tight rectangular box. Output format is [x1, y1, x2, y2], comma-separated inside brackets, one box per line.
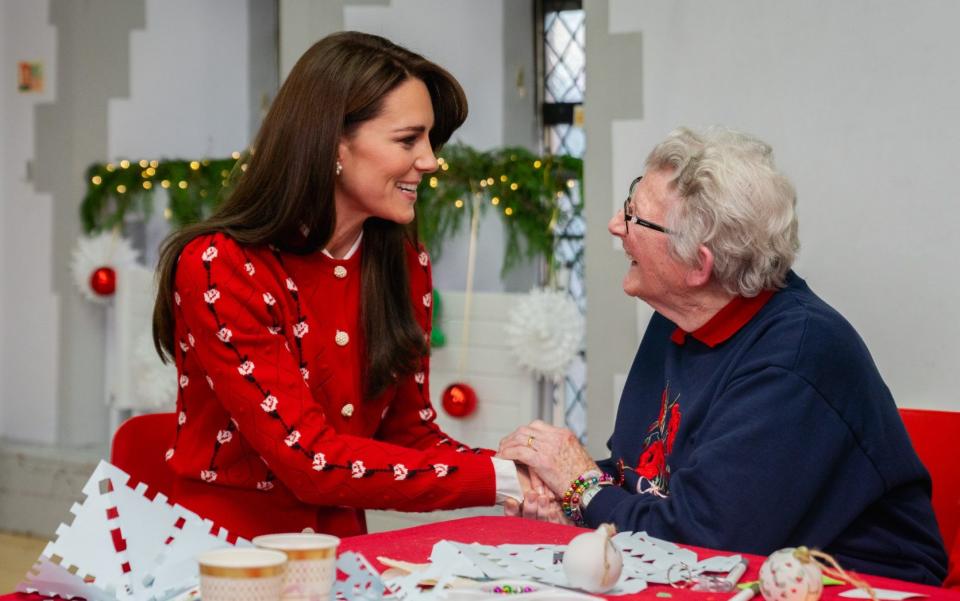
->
[624, 176, 673, 234]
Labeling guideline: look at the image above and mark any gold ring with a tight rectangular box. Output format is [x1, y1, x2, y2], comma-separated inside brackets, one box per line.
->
[526, 435, 536, 448]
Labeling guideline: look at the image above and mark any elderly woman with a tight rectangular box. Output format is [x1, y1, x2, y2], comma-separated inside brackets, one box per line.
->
[500, 127, 947, 585]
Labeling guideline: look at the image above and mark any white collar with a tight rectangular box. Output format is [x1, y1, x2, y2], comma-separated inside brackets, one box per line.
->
[322, 231, 363, 260]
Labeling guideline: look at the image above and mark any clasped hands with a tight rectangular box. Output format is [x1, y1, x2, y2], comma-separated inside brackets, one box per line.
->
[496, 419, 599, 524]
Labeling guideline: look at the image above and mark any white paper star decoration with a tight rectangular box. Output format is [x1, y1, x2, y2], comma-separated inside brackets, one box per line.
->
[505, 288, 584, 382]
[17, 460, 249, 601]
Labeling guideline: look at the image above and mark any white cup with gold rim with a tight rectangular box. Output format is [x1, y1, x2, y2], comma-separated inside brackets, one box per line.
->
[252, 533, 340, 601]
[198, 547, 288, 601]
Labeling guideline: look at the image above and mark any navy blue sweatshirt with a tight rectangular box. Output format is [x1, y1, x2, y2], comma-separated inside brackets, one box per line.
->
[587, 272, 947, 585]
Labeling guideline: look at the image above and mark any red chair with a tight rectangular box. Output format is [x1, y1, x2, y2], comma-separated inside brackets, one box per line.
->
[899, 408, 960, 588]
[110, 412, 177, 502]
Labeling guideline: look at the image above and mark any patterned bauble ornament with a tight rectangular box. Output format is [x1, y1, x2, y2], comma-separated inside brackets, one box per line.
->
[441, 382, 477, 418]
[70, 231, 140, 304]
[505, 288, 584, 382]
[759, 547, 823, 601]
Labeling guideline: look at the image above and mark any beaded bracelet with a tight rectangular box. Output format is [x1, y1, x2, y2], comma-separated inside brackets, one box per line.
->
[561, 469, 614, 524]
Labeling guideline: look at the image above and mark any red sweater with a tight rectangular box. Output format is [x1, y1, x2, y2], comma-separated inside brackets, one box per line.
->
[166, 233, 495, 539]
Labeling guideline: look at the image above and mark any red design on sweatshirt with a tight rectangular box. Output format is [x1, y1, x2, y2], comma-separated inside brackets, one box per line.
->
[635, 383, 681, 496]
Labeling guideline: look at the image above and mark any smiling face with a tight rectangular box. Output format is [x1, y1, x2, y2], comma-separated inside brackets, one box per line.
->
[608, 168, 690, 308]
[335, 77, 438, 226]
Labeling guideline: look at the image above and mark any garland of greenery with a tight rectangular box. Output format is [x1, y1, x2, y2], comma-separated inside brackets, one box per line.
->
[80, 143, 582, 274]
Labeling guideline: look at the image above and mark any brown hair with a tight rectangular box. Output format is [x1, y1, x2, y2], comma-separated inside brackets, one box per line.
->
[152, 31, 467, 397]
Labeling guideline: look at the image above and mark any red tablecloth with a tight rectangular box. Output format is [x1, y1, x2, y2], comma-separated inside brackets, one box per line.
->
[4, 516, 958, 600]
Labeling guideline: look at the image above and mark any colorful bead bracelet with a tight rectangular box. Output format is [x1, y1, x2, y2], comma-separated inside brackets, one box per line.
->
[561, 470, 614, 524]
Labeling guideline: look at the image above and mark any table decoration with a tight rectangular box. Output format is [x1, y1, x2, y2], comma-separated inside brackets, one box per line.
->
[376, 530, 742, 598]
[16, 460, 248, 601]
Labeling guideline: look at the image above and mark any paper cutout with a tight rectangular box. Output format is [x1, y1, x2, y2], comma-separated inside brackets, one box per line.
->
[381, 532, 741, 598]
[16, 460, 248, 601]
[838, 589, 928, 600]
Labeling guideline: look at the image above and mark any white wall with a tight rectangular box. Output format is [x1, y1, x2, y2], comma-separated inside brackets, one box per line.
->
[0, 0, 253, 447]
[599, 0, 960, 411]
[345, 0, 504, 151]
[109, 0, 251, 160]
[0, 2, 6, 436]
[0, 0, 60, 444]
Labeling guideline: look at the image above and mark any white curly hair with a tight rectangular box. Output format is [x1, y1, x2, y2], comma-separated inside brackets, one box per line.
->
[646, 126, 800, 297]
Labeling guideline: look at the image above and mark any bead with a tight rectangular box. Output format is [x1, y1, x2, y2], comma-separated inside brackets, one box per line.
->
[341, 403, 354, 417]
[335, 330, 349, 346]
[334, 265, 347, 278]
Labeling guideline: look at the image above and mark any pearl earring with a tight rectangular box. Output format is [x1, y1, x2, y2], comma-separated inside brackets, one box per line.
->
[335, 161, 343, 176]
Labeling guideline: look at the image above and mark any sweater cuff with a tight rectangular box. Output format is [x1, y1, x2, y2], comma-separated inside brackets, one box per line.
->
[436, 454, 498, 509]
[491, 457, 522, 505]
[582, 484, 633, 527]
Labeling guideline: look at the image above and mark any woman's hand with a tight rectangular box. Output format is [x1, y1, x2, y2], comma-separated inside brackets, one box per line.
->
[498, 420, 599, 495]
[504, 490, 573, 525]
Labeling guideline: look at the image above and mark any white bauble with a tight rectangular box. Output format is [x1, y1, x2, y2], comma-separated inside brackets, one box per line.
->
[562, 524, 623, 593]
[759, 547, 823, 601]
[505, 288, 584, 382]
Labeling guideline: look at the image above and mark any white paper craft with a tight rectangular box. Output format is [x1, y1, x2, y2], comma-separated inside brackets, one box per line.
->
[16, 460, 249, 601]
[381, 532, 742, 598]
[838, 589, 928, 600]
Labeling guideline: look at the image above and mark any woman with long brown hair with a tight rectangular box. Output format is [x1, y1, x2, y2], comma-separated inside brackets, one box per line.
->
[152, 32, 531, 539]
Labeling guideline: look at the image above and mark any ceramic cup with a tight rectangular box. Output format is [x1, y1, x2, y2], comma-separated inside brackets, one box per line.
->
[198, 547, 288, 601]
[252, 533, 340, 601]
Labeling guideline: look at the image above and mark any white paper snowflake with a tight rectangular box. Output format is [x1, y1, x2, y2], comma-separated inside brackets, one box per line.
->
[505, 288, 584, 382]
[131, 327, 177, 411]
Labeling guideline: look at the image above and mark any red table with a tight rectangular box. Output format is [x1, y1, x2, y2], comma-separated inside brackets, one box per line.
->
[4, 516, 958, 600]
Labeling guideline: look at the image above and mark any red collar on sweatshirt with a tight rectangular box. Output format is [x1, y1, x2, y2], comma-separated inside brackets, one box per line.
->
[670, 288, 776, 348]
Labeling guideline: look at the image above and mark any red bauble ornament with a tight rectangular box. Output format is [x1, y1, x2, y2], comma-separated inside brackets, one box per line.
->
[441, 382, 478, 418]
[89, 266, 117, 296]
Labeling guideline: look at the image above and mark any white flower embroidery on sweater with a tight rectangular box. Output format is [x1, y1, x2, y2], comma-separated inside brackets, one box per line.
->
[422, 293, 432, 307]
[178, 411, 186, 425]
[256, 480, 274, 491]
[179, 375, 189, 388]
[414, 372, 425, 384]
[174, 291, 181, 306]
[204, 288, 220, 304]
[293, 321, 309, 338]
[393, 464, 409, 480]
[200, 470, 217, 483]
[165, 448, 175, 461]
[286, 278, 298, 292]
[261, 395, 278, 412]
[285, 430, 301, 447]
[433, 464, 449, 478]
[419, 252, 429, 266]
[206, 376, 215, 389]
[262, 292, 276, 306]
[201, 246, 218, 262]
[351, 460, 366, 478]
[312, 452, 327, 471]
[238, 360, 255, 376]
[217, 327, 232, 343]
[419, 408, 434, 421]
[245, 262, 255, 276]
[216, 430, 233, 444]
